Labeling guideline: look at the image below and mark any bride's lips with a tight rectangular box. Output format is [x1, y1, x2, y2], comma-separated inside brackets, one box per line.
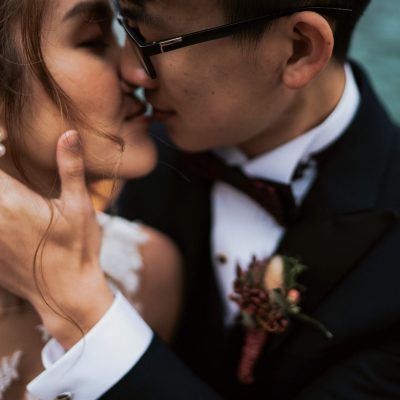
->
[125, 104, 147, 121]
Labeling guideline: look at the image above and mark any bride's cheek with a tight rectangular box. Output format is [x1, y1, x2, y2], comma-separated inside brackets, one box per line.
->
[47, 52, 123, 130]
[72, 64, 122, 122]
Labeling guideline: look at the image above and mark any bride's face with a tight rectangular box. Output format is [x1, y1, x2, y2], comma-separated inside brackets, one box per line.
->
[22, 0, 156, 180]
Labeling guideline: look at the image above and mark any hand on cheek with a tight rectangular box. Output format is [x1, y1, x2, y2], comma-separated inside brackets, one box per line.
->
[38, 130, 114, 350]
[0, 130, 113, 350]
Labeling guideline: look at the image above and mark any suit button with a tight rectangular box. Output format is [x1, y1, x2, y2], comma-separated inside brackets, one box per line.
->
[55, 393, 73, 400]
[216, 253, 228, 265]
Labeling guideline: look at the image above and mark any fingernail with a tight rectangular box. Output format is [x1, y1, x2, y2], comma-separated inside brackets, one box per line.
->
[0, 144, 5, 158]
[63, 130, 81, 153]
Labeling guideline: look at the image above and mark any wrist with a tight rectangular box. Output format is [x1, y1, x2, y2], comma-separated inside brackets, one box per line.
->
[35, 274, 114, 350]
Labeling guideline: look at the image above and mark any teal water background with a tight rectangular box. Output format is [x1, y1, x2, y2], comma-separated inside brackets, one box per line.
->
[350, 0, 400, 123]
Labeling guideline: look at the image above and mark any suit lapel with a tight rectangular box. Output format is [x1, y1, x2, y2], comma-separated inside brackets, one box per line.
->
[264, 63, 400, 355]
[265, 185, 398, 356]
[278, 182, 398, 315]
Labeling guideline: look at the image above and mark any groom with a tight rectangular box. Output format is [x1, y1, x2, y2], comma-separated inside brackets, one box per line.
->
[0, 0, 400, 399]
[113, 1, 400, 399]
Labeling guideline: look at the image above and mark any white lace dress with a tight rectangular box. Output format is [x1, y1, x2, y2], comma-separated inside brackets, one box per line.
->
[0, 213, 147, 400]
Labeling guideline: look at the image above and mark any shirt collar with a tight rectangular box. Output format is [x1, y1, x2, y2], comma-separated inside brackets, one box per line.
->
[216, 63, 360, 184]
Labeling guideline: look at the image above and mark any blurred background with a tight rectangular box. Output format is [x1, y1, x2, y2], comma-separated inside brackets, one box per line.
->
[350, 0, 400, 123]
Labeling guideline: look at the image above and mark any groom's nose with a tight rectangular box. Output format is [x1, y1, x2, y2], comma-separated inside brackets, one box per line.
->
[121, 40, 158, 90]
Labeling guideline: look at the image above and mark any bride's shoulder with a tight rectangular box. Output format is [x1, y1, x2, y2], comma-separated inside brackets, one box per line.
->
[135, 224, 183, 341]
[96, 212, 182, 290]
[139, 224, 182, 276]
[96, 211, 181, 268]
[97, 213, 182, 341]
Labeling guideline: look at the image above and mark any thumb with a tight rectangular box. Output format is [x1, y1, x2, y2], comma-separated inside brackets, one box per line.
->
[57, 130, 87, 204]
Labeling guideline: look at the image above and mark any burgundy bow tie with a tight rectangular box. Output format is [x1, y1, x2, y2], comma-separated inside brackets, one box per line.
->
[185, 152, 298, 226]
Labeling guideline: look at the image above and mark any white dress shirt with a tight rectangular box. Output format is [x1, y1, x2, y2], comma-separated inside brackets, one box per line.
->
[28, 64, 360, 400]
[28, 293, 152, 400]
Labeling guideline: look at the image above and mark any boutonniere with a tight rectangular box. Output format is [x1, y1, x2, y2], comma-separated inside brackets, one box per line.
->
[230, 255, 333, 384]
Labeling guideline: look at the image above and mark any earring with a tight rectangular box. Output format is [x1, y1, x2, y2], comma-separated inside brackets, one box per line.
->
[0, 131, 6, 158]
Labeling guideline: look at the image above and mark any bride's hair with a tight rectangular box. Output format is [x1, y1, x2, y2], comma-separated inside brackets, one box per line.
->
[0, 0, 121, 325]
[0, 0, 124, 184]
[1, 0, 73, 179]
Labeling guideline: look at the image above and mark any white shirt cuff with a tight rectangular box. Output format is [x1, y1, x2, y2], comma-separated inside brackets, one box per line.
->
[27, 292, 153, 400]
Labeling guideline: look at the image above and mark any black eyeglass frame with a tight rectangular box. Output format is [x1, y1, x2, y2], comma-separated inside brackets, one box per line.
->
[114, 4, 352, 79]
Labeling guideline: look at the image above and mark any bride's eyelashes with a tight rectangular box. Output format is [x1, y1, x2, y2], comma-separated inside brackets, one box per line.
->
[78, 23, 114, 54]
[74, 9, 115, 54]
[79, 36, 110, 52]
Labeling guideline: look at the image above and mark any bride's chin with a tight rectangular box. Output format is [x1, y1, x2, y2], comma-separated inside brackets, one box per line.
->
[118, 147, 158, 179]
[123, 115, 152, 135]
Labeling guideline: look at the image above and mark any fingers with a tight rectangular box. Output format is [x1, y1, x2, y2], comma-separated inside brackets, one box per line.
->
[57, 130, 89, 206]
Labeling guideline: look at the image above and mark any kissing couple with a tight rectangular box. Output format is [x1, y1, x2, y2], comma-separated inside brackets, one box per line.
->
[0, 0, 399, 399]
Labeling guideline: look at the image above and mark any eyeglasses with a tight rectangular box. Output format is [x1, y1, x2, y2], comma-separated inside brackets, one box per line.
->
[113, 3, 352, 79]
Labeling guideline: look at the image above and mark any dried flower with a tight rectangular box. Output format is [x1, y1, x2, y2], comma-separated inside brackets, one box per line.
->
[230, 255, 332, 384]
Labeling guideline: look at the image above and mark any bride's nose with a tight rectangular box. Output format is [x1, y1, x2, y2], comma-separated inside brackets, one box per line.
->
[120, 79, 137, 95]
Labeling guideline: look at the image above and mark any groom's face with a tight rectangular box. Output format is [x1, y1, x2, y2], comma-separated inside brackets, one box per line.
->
[120, 0, 287, 153]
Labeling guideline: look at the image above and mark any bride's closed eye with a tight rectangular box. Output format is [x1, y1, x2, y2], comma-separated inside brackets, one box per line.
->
[78, 15, 115, 54]
[78, 26, 113, 53]
[63, 1, 116, 54]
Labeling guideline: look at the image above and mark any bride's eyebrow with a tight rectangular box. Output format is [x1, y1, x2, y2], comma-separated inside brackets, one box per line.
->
[63, 1, 113, 23]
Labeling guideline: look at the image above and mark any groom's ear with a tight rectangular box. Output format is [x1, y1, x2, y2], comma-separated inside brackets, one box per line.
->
[281, 11, 335, 89]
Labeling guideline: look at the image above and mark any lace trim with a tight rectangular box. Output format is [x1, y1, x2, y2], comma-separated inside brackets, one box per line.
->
[36, 325, 51, 344]
[97, 212, 148, 295]
[0, 351, 23, 400]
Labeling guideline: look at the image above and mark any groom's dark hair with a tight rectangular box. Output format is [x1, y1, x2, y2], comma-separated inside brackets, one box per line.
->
[217, 0, 370, 62]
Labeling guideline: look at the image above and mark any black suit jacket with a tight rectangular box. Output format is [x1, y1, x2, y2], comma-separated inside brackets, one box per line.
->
[102, 63, 400, 399]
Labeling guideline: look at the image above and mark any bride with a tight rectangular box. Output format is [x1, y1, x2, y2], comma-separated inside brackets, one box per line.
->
[0, 0, 182, 398]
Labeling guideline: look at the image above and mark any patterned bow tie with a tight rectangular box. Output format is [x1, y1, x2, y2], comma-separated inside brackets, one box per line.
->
[185, 152, 299, 226]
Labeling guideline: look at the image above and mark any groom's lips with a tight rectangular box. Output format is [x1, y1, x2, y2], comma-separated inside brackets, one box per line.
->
[152, 106, 176, 121]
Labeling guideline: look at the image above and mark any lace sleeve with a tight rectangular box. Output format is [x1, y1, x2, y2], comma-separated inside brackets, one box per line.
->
[0, 351, 23, 400]
[97, 212, 148, 296]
